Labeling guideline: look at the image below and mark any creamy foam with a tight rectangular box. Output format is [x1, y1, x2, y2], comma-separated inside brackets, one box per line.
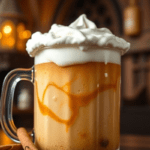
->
[34, 46, 121, 66]
[26, 14, 130, 66]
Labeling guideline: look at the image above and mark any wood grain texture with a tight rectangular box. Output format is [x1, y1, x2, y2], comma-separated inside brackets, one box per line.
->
[0, 144, 23, 150]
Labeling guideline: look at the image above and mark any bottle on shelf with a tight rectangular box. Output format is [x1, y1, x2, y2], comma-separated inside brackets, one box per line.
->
[124, 0, 141, 36]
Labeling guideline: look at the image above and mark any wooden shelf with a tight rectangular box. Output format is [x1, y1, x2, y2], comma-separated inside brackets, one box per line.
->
[121, 134, 150, 150]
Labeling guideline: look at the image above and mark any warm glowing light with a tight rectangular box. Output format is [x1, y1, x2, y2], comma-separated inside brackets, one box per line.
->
[0, 32, 2, 39]
[19, 32, 24, 39]
[8, 37, 15, 47]
[17, 42, 24, 50]
[3, 25, 12, 34]
[0, 130, 14, 145]
[17, 23, 25, 32]
[23, 30, 31, 39]
[19, 30, 31, 39]
[1, 37, 15, 48]
[0, 21, 31, 50]
[0, 21, 15, 49]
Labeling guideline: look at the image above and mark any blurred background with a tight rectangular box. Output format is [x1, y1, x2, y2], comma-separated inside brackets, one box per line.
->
[0, 0, 150, 149]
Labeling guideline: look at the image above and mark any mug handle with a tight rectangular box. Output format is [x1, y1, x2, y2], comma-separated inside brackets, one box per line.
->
[0, 67, 34, 143]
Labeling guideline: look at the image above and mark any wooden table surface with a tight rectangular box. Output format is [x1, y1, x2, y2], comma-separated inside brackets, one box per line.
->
[0, 129, 150, 149]
[121, 134, 150, 150]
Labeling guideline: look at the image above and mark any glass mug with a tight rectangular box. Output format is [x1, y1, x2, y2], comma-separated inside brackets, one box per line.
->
[1, 48, 121, 150]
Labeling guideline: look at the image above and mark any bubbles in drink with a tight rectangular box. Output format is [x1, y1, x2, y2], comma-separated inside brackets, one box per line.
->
[52, 95, 57, 102]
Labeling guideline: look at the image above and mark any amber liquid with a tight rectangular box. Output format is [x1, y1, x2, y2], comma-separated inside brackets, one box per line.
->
[34, 62, 121, 150]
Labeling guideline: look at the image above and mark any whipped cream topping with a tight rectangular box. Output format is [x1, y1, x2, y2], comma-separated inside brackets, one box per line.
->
[26, 14, 130, 66]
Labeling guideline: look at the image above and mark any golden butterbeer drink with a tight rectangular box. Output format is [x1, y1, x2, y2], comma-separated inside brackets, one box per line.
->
[26, 14, 130, 150]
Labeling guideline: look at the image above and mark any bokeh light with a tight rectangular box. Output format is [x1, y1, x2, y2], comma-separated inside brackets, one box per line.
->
[3, 25, 12, 34]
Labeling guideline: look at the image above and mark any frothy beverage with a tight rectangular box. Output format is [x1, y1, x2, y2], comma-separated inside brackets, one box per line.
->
[26, 14, 130, 150]
[34, 61, 120, 150]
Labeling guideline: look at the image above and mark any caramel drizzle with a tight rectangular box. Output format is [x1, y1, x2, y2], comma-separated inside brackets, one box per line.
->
[35, 82, 117, 132]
